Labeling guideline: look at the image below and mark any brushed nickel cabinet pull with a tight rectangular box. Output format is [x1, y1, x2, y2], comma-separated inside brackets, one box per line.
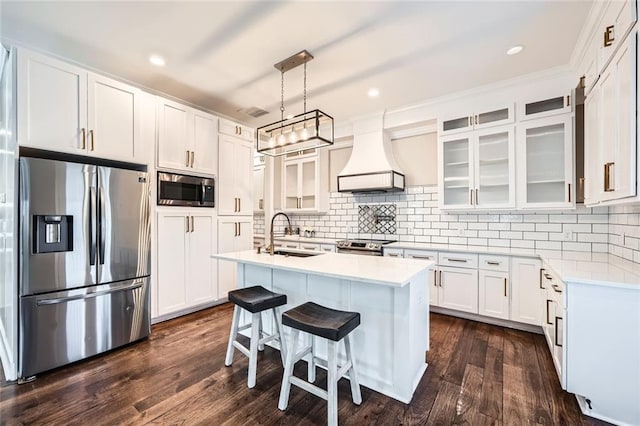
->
[89, 129, 95, 151]
[555, 316, 562, 347]
[546, 299, 552, 325]
[186, 150, 190, 167]
[411, 255, 433, 260]
[604, 25, 615, 47]
[447, 258, 468, 263]
[504, 277, 507, 297]
[81, 128, 86, 149]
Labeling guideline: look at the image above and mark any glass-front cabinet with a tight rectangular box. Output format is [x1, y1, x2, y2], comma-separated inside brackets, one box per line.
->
[439, 103, 514, 135]
[440, 125, 515, 210]
[517, 115, 573, 209]
[282, 155, 318, 211]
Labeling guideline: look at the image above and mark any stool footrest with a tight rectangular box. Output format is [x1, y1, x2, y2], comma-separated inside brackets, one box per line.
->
[232, 340, 251, 358]
[259, 334, 279, 346]
[237, 323, 252, 332]
[290, 376, 328, 401]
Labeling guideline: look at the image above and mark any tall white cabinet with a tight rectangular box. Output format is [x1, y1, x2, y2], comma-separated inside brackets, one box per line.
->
[217, 218, 252, 299]
[218, 134, 253, 215]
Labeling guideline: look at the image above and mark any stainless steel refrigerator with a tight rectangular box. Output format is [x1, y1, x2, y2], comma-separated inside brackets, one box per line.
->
[18, 156, 151, 379]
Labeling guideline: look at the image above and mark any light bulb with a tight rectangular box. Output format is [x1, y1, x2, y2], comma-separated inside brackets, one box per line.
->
[277, 134, 285, 146]
[268, 134, 275, 148]
[301, 127, 309, 140]
[289, 129, 297, 142]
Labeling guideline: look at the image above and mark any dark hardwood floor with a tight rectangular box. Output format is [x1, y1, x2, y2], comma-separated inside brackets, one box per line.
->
[0, 303, 608, 425]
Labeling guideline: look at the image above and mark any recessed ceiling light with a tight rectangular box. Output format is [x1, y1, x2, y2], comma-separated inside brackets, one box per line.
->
[506, 45, 524, 56]
[368, 88, 380, 98]
[149, 54, 166, 67]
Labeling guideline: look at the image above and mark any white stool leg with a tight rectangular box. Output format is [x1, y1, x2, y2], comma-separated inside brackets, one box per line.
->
[272, 308, 287, 366]
[307, 334, 316, 383]
[344, 334, 362, 405]
[327, 340, 338, 426]
[258, 312, 265, 352]
[225, 305, 241, 366]
[278, 329, 299, 410]
[247, 312, 261, 388]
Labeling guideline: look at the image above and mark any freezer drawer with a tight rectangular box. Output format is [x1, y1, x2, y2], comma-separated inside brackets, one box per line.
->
[19, 277, 150, 378]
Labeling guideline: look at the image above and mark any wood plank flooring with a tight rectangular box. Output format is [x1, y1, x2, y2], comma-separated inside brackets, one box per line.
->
[0, 303, 609, 425]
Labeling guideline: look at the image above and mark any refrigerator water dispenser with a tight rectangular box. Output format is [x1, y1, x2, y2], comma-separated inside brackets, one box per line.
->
[32, 215, 73, 253]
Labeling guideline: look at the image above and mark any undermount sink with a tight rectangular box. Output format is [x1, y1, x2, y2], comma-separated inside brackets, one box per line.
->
[271, 249, 324, 258]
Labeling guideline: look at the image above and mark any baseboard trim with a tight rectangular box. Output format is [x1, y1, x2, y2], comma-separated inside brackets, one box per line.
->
[430, 306, 543, 334]
[152, 298, 229, 324]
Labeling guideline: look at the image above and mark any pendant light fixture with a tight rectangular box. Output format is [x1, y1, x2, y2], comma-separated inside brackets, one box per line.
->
[256, 50, 334, 156]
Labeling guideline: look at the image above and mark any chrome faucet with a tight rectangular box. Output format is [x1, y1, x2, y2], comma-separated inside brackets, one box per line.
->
[268, 212, 293, 256]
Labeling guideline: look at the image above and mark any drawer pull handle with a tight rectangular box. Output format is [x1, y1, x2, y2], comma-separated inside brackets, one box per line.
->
[447, 258, 468, 263]
[544, 273, 552, 280]
[486, 261, 500, 266]
[388, 253, 400, 257]
[411, 255, 433, 260]
[552, 284, 562, 294]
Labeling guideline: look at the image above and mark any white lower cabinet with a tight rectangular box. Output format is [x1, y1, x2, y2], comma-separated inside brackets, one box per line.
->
[510, 257, 543, 325]
[157, 210, 217, 316]
[403, 250, 439, 305]
[438, 266, 478, 313]
[478, 270, 509, 320]
[218, 217, 252, 299]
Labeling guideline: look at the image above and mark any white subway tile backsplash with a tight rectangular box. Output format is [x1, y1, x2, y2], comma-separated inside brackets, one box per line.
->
[255, 185, 639, 263]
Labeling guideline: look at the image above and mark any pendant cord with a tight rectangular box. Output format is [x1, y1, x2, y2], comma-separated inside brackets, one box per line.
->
[280, 70, 285, 125]
[303, 59, 307, 114]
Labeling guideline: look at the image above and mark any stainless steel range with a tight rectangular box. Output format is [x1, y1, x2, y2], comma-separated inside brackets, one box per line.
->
[335, 239, 396, 256]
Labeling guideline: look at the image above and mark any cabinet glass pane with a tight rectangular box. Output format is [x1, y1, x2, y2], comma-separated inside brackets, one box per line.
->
[443, 137, 471, 205]
[301, 160, 315, 208]
[525, 97, 565, 116]
[525, 123, 565, 203]
[477, 131, 509, 204]
[477, 108, 509, 125]
[442, 116, 470, 132]
[285, 163, 298, 209]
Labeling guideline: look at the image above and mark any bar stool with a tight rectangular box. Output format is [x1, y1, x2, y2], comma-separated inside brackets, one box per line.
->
[225, 286, 287, 388]
[278, 302, 362, 426]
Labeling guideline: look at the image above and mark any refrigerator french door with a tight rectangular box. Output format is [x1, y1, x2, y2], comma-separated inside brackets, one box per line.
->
[18, 157, 151, 379]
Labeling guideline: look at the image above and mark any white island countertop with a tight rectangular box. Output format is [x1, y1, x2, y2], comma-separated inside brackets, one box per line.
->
[213, 250, 432, 287]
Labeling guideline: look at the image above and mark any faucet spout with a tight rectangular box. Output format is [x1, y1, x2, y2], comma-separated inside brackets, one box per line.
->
[269, 212, 293, 256]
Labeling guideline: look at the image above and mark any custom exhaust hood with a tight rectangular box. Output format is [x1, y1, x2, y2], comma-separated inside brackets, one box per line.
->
[337, 116, 405, 193]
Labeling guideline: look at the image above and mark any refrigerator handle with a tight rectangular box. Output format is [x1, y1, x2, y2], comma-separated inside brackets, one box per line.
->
[36, 282, 144, 306]
[98, 187, 106, 265]
[89, 187, 97, 265]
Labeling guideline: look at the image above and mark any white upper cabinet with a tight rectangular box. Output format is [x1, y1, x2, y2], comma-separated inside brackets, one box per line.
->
[517, 114, 574, 209]
[283, 155, 318, 211]
[218, 134, 253, 216]
[585, 31, 637, 205]
[440, 124, 515, 210]
[517, 92, 572, 121]
[439, 103, 514, 135]
[219, 118, 254, 143]
[17, 48, 144, 163]
[253, 165, 265, 212]
[597, 0, 637, 74]
[157, 98, 218, 175]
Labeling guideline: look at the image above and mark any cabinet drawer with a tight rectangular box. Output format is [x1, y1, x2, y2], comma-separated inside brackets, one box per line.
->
[219, 118, 253, 142]
[479, 255, 510, 272]
[438, 252, 478, 269]
[299, 242, 320, 252]
[320, 244, 336, 253]
[279, 241, 300, 250]
[384, 248, 404, 258]
[405, 249, 438, 262]
[542, 268, 565, 306]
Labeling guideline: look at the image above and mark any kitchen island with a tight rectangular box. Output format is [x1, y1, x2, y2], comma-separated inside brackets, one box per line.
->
[213, 250, 432, 403]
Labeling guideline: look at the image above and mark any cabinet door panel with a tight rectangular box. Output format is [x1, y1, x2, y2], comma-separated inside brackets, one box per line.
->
[157, 213, 188, 315]
[510, 258, 543, 325]
[475, 125, 515, 209]
[192, 111, 218, 175]
[584, 88, 602, 205]
[88, 73, 137, 161]
[300, 158, 317, 210]
[187, 214, 216, 305]
[218, 219, 239, 299]
[235, 141, 254, 215]
[438, 267, 478, 313]
[440, 134, 474, 209]
[253, 166, 265, 212]
[17, 50, 87, 152]
[478, 270, 509, 320]
[218, 135, 237, 215]
[158, 99, 190, 170]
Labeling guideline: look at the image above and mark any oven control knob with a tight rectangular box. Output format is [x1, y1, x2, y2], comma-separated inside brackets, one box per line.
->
[368, 243, 378, 249]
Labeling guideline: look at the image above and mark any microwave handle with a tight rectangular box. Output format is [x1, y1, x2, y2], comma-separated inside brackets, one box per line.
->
[201, 183, 206, 205]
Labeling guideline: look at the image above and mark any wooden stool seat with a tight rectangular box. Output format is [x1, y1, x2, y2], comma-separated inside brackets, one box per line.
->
[225, 286, 287, 389]
[278, 302, 362, 426]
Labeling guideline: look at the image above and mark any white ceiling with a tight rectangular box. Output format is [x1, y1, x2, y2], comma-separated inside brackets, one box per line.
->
[0, 1, 592, 126]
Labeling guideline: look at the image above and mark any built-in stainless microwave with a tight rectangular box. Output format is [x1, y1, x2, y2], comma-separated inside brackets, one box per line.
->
[157, 172, 215, 207]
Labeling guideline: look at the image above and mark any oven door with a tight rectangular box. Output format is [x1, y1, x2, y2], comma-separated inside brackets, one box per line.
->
[337, 248, 382, 256]
[157, 172, 214, 207]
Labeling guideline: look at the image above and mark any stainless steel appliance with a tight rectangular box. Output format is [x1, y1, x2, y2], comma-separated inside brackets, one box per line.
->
[335, 239, 396, 256]
[157, 171, 214, 207]
[19, 156, 151, 380]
